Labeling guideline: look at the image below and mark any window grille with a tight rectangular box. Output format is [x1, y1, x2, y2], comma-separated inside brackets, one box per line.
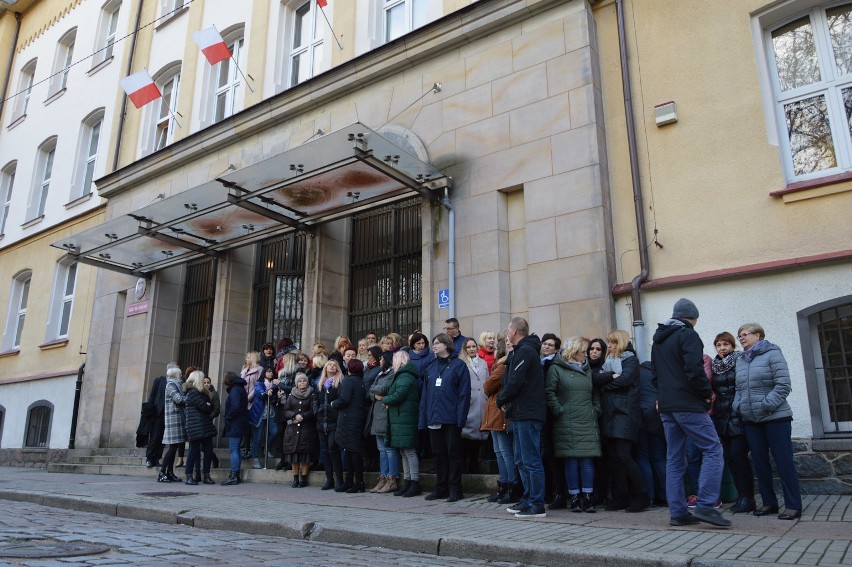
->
[815, 302, 852, 433]
[177, 258, 217, 372]
[25, 405, 51, 448]
[252, 233, 307, 350]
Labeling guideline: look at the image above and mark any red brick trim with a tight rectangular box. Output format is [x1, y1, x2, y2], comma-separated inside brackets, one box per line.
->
[0, 369, 76, 385]
[770, 171, 852, 196]
[611, 249, 852, 296]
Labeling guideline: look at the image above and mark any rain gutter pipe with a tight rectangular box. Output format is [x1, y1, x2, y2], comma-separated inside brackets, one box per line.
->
[441, 188, 455, 318]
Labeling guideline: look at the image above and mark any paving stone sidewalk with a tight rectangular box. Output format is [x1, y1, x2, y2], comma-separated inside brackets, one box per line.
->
[0, 468, 850, 567]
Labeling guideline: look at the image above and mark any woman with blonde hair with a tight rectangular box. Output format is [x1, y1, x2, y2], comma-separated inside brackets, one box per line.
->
[316, 358, 345, 490]
[593, 329, 648, 512]
[380, 350, 422, 497]
[460, 336, 489, 474]
[240, 351, 263, 458]
[182, 371, 217, 485]
[477, 331, 497, 375]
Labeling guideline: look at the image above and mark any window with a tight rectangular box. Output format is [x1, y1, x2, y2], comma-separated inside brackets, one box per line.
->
[289, 1, 327, 87]
[49, 28, 76, 96]
[384, 0, 429, 42]
[28, 138, 57, 220]
[24, 401, 52, 449]
[155, 71, 179, 150]
[177, 258, 217, 373]
[806, 299, 852, 435]
[10, 59, 36, 122]
[252, 233, 307, 349]
[0, 162, 15, 235]
[93, 0, 121, 67]
[767, 2, 852, 181]
[47, 259, 77, 340]
[212, 34, 244, 122]
[72, 110, 103, 200]
[3, 270, 32, 351]
[0, 404, 5, 448]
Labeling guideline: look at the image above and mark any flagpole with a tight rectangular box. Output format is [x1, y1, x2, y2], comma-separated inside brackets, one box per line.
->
[318, 3, 344, 51]
[232, 57, 255, 94]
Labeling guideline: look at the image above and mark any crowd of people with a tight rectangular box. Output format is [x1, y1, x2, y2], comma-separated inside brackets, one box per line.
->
[141, 299, 802, 527]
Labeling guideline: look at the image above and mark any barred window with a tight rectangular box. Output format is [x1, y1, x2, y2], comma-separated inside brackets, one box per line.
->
[177, 258, 217, 372]
[252, 232, 307, 350]
[24, 402, 52, 448]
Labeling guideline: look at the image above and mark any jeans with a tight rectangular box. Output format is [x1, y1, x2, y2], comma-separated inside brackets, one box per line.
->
[375, 434, 399, 477]
[513, 419, 545, 510]
[185, 437, 213, 476]
[400, 447, 419, 481]
[491, 430, 516, 484]
[251, 418, 278, 459]
[721, 434, 754, 500]
[743, 419, 801, 510]
[564, 457, 595, 494]
[686, 438, 703, 495]
[429, 424, 464, 493]
[661, 411, 724, 518]
[227, 436, 241, 473]
[636, 430, 667, 502]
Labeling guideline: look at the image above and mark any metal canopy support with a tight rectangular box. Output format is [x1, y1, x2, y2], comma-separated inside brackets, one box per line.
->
[73, 255, 140, 277]
[137, 226, 220, 258]
[225, 193, 309, 232]
[352, 147, 442, 203]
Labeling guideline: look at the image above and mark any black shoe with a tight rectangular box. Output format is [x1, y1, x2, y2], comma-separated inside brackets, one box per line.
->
[221, 472, 240, 486]
[321, 477, 334, 490]
[729, 497, 756, 514]
[670, 514, 700, 527]
[346, 482, 365, 494]
[498, 483, 521, 505]
[145, 459, 155, 468]
[193, 472, 202, 482]
[446, 490, 463, 503]
[156, 472, 171, 483]
[606, 496, 629, 511]
[402, 480, 422, 497]
[166, 471, 181, 483]
[394, 480, 411, 497]
[424, 491, 448, 501]
[184, 475, 198, 486]
[299, 477, 309, 488]
[292, 475, 301, 488]
[778, 509, 801, 520]
[581, 493, 596, 513]
[626, 494, 651, 513]
[488, 482, 505, 503]
[570, 495, 581, 512]
[693, 507, 732, 527]
[548, 494, 567, 510]
[753, 505, 779, 517]
[276, 460, 287, 471]
[202, 474, 215, 485]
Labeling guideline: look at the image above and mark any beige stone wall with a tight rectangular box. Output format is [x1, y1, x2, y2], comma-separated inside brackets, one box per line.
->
[593, 0, 852, 286]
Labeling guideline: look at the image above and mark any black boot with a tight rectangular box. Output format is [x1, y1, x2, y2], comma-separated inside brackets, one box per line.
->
[548, 494, 567, 510]
[394, 479, 411, 496]
[194, 470, 202, 482]
[347, 472, 365, 493]
[488, 482, 506, 503]
[729, 497, 756, 514]
[446, 487, 464, 502]
[499, 482, 523, 504]
[221, 472, 237, 486]
[275, 459, 287, 471]
[321, 473, 334, 490]
[570, 494, 582, 512]
[185, 475, 198, 486]
[292, 474, 301, 488]
[203, 474, 215, 485]
[211, 454, 220, 469]
[157, 470, 171, 483]
[582, 493, 596, 513]
[334, 473, 347, 492]
[626, 493, 650, 513]
[299, 475, 309, 488]
[402, 480, 422, 497]
[166, 467, 181, 483]
[342, 473, 354, 492]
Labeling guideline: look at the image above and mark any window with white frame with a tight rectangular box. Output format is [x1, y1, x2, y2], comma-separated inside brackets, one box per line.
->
[28, 138, 57, 221]
[93, 0, 121, 67]
[767, 2, 852, 181]
[49, 28, 76, 96]
[384, 0, 429, 42]
[47, 259, 77, 340]
[3, 270, 31, 351]
[72, 110, 103, 201]
[10, 59, 36, 122]
[0, 162, 15, 236]
[211, 33, 244, 123]
[155, 71, 179, 150]
[289, 1, 327, 87]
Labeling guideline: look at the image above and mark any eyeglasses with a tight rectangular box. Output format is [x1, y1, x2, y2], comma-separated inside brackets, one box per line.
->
[738, 332, 755, 339]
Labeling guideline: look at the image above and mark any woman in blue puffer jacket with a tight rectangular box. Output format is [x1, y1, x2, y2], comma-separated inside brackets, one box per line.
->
[733, 322, 802, 521]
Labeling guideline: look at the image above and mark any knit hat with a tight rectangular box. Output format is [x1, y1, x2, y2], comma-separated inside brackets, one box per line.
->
[672, 298, 699, 320]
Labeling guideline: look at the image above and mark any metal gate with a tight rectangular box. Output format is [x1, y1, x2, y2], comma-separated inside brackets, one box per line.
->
[252, 233, 307, 349]
[177, 258, 217, 372]
[814, 302, 852, 433]
[349, 198, 422, 339]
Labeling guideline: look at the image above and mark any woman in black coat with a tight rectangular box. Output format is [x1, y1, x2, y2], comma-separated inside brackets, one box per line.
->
[282, 373, 318, 487]
[183, 371, 217, 486]
[316, 358, 343, 490]
[333, 358, 368, 493]
[593, 330, 648, 512]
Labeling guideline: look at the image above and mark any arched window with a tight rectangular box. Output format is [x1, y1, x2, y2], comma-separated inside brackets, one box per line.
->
[287, 1, 328, 88]
[49, 28, 77, 96]
[27, 137, 58, 221]
[201, 25, 245, 127]
[93, 0, 121, 67]
[47, 258, 77, 341]
[24, 401, 53, 448]
[0, 161, 16, 236]
[3, 269, 32, 351]
[139, 63, 181, 156]
[10, 58, 36, 122]
[71, 109, 104, 201]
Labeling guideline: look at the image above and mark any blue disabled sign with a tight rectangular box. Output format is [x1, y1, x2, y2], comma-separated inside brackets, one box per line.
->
[438, 288, 450, 309]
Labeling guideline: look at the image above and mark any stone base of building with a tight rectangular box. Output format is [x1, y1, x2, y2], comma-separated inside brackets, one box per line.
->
[0, 448, 69, 470]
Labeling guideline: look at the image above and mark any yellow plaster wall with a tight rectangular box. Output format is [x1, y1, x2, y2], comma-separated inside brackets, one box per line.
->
[0, 209, 104, 382]
[243, 0, 271, 107]
[593, 0, 852, 284]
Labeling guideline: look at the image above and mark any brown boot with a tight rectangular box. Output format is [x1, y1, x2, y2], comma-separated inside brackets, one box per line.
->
[378, 477, 398, 494]
[370, 475, 387, 493]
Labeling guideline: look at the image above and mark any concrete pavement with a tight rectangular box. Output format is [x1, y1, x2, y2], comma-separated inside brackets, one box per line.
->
[0, 467, 850, 566]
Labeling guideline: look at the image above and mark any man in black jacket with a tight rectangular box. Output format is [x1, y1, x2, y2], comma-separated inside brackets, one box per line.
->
[144, 362, 178, 468]
[497, 317, 546, 518]
[652, 298, 729, 528]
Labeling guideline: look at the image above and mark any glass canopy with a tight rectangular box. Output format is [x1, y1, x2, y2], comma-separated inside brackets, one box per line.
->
[52, 123, 450, 276]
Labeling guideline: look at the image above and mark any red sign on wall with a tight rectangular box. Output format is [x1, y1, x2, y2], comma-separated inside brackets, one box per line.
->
[126, 300, 149, 317]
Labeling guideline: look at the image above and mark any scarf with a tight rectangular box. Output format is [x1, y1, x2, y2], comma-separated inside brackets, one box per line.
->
[712, 351, 740, 375]
[566, 360, 586, 373]
[290, 384, 313, 400]
[743, 340, 767, 363]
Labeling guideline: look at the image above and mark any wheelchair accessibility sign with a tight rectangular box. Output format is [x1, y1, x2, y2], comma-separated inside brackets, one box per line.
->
[438, 289, 450, 309]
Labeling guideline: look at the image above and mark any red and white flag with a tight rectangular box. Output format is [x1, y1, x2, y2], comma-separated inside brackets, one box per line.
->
[192, 26, 232, 65]
[119, 70, 161, 108]
[317, 0, 327, 7]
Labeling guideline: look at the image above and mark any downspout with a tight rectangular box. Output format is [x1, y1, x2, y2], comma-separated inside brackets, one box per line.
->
[441, 188, 455, 318]
[0, 12, 22, 122]
[111, 0, 145, 171]
[616, 0, 650, 360]
[68, 363, 85, 449]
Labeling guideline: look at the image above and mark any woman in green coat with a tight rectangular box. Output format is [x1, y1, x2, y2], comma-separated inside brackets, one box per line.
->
[378, 351, 421, 498]
[545, 336, 601, 513]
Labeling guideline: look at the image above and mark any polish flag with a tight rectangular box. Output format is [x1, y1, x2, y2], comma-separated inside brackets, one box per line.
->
[317, 0, 327, 7]
[119, 70, 161, 108]
[192, 26, 232, 65]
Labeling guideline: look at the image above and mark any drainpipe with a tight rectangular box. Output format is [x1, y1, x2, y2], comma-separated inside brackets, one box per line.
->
[111, 0, 145, 171]
[617, 0, 650, 361]
[0, 12, 22, 122]
[441, 188, 455, 317]
[68, 363, 85, 449]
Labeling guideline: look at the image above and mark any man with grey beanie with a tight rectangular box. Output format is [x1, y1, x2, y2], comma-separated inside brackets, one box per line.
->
[652, 298, 730, 528]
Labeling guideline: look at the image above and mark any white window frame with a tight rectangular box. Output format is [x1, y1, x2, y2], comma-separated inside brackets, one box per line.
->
[93, 0, 121, 67]
[155, 71, 180, 151]
[761, 1, 852, 182]
[211, 33, 244, 124]
[47, 259, 77, 341]
[0, 162, 16, 236]
[288, 1, 327, 88]
[28, 138, 57, 221]
[49, 28, 76, 96]
[10, 59, 36, 122]
[383, 0, 429, 43]
[3, 270, 32, 351]
[71, 110, 104, 201]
